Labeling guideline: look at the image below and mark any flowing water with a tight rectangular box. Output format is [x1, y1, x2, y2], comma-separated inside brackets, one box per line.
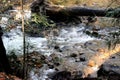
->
[1, 23, 98, 79]
[1, 10, 120, 80]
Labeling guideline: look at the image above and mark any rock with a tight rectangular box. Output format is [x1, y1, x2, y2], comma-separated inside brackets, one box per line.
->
[102, 64, 120, 74]
[50, 71, 71, 80]
[54, 62, 60, 66]
[50, 53, 59, 58]
[55, 68, 59, 71]
[97, 65, 107, 77]
[79, 53, 85, 55]
[75, 58, 80, 62]
[87, 71, 98, 78]
[79, 53, 87, 62]
[107, 74, 120, 80]
[70, 53, 77, 57]
[84, 29, 100, 38]
[98, 64, 120, 77]
[52, 29, 59, 36]
[48, 64, 54, 69]
[73, 71, 83, 79]
[92, 26, 101, 31]
[84, 42, 92, 48]
[59, 49, 63, 52]
[80, 57, 86, 62]
[54, 45, 60, 50]
[25, 51, 46, 68]
[110, 56, 116, 59]
[49, 53, 62, 67]
[60, 46, 72, 51]
[92, 31, 99, 37]
[84, 30, 92, 36]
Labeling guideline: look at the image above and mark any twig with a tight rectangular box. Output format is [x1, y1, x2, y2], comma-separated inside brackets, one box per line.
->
[20, 0, 27, 79]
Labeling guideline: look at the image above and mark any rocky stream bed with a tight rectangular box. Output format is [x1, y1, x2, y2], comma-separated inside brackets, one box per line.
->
[0, 9, 120, 80]
[0, 23, 120, 80]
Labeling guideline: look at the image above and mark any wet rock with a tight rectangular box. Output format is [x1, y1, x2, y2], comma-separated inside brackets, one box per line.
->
[107, 74, 120, 80]
[80, 57, 86, 62]
[92, 31, 99, 37]
[49, 53, 62, 67]
[59, 49, 63, 52]
[50, 53, 59, 59]
[110, 56, 116, 59]
[92, 26, 101, 31]
[84, 29, 100, 38]
[97, 66, 108, 77]
[50, 71, 71, 80]
[52, 29, 59, 36]
[54, 45, 61, 52]
[84, 30, 92, 36]
[55, 68, 59, 71]
[48, 64, 54, 69]
[25, 51, 46, 68]
[79, 53, 85, 55]
[98, 64, 120, 77]
[84, 42, 92, 48]
[70, 53, 77, 57]
[54, 45, 60, 50]
[79, 55, 87, 62]
[60, 46, 72, 51]
[73, 71, 83, 79]
[98, 67, 120, 80]
[75, 58, 80, 62]
[54, 62, 60, 66]
[103, 64, 120, 74]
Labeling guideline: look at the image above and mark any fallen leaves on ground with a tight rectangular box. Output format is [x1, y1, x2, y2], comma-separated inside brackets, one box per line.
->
[0, 72, 22, 80]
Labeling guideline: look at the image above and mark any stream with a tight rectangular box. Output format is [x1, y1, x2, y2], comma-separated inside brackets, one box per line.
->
[1, 23, 98, 80]
[0, 10, 120, 80]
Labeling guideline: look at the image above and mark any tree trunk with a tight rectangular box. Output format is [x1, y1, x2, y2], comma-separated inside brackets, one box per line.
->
[0, 27, 12, 74]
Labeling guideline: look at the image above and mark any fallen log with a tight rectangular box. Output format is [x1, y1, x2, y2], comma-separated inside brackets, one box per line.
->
[45, 6, 106, 17]
[31, 0, 120, 21]
[45, 6, 107, 21]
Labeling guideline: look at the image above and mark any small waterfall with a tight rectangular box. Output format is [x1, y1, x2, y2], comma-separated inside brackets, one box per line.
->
[57, 26, 96, 43]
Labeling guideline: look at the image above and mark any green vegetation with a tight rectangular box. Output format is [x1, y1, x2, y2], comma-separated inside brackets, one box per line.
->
[31, 13, 55, 27]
